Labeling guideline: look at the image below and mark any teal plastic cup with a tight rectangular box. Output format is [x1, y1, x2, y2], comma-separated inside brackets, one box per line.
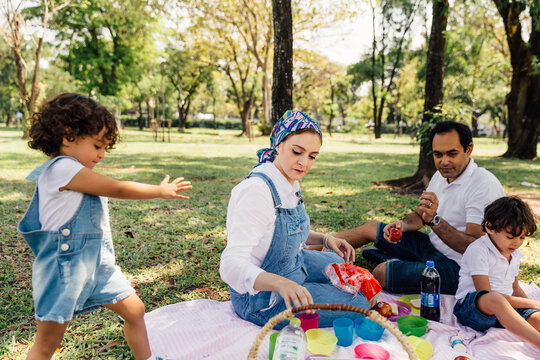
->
[333, 318, 354, 347]
[354, 315, 385, 341]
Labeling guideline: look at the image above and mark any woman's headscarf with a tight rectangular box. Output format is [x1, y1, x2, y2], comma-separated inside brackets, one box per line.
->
[256, 110, 322, 164]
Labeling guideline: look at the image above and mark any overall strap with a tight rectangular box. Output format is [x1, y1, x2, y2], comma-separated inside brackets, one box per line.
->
[247, 172, 283, 210]
[25, 156, 78, 183]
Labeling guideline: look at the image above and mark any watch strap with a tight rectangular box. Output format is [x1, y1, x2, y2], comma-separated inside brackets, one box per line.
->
[423, 213, 440, 226]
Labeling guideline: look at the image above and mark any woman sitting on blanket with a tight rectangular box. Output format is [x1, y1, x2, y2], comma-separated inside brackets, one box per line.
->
[219, 110, 369, 329]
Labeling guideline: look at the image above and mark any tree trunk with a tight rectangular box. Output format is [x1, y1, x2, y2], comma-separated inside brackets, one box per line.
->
[384, 0, 448, 192]
[178, 102, 187, 129]
[261, 72, 272, 134]
[271, 0, 293, 124]
[138, 101, 144, 130]
[493, 0, 539, 159]
[27, 37, 43, 118]
[370, 0, 378, 138]
[471, 110, 480, 137]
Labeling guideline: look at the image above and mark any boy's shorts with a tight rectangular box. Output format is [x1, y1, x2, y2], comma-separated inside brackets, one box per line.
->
[453, 290, 540, 332]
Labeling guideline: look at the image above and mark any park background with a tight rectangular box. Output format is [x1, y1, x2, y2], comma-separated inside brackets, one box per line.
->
[1, 0, 539, 358]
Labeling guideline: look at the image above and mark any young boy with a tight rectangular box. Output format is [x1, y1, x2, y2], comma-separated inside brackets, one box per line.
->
[453, 196, 540, 348]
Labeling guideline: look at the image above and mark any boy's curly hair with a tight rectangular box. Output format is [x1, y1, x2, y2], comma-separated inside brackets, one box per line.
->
[28, 93, 118, 156]
[482, 196, 537, 237]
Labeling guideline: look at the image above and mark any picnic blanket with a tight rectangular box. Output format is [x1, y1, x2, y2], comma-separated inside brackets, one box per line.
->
[145, 282, 540, 359]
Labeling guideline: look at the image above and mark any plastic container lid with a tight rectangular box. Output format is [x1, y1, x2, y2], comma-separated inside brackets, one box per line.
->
[290, 317, 301, 327]
[426, 260, 434, 267]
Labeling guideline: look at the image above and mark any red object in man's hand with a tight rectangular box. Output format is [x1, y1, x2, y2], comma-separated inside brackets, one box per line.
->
[454, 357, 471, 360]
[389, 228, 402, 241]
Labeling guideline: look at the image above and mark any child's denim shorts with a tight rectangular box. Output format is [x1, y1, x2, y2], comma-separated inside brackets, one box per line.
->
[453, 290, 539, 331]
[31, 234, 135, 323]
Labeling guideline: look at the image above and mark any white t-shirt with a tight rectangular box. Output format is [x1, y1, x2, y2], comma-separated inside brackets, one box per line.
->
[455, 234, 522, 300]
[220, 162, 302, 295]
[37, 158, 85, 231]
[426, 157, 505, 263]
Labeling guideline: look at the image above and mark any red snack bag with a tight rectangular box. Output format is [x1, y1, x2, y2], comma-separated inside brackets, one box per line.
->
[325, 263, 382, 300]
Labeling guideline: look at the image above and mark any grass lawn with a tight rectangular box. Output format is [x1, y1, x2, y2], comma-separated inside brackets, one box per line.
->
[1, 127, 538, 359]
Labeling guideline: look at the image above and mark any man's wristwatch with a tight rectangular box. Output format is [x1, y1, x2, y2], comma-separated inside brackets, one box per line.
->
[423, 213, 441, 227]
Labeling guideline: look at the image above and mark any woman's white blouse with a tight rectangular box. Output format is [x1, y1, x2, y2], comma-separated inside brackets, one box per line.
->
[219, 162, 301, 295]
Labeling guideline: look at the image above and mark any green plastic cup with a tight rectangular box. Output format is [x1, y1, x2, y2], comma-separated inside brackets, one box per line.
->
[268, 332, 279, 360]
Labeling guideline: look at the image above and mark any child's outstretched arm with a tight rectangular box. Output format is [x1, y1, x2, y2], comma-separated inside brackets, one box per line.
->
[62, 168, 192, 200]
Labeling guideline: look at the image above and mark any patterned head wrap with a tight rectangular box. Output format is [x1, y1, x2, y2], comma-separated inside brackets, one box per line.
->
[256, 110, 322, 164]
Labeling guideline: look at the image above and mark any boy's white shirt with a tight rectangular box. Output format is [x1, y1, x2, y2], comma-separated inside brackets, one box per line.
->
[220, 162, 301, 295]
[37, 157, 85, 231]
[455, 234, 522, 300]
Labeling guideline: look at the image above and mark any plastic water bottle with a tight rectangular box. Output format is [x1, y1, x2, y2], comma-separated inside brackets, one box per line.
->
[420, 260, 440, 321]
[273, 317, 307, 360]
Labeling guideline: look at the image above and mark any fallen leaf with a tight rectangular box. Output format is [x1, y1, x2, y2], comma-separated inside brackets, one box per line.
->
[105, 341, 122, 348]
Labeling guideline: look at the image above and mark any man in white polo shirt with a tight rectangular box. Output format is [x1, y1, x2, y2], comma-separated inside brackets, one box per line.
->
[334, 121, 505, 294]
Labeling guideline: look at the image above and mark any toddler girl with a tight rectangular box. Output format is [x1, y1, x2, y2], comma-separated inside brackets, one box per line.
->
[18, 93, 192, 359]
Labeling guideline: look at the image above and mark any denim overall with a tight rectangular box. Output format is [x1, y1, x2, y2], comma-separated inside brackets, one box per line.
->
[17, 156, 134, 323]
[229, 172, 368, 329]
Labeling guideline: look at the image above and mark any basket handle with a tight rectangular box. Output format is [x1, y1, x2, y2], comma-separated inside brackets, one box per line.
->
[247, 303, 419, 360]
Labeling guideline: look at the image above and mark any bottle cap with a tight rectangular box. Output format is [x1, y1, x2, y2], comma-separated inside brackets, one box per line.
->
[290, 317, 301, 327]
[426, 260, 434, 267]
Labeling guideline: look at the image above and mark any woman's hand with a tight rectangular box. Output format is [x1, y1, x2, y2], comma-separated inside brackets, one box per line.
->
[254, 272, 314, 312]
[326, 235, 355, 264]
[275, 277, 314, 311]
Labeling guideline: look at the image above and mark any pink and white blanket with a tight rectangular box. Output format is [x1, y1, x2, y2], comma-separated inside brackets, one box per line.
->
[145, 283, 540, 359]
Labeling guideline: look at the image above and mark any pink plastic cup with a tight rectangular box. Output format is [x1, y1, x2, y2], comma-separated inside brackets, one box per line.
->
[298, 312, 319, 332]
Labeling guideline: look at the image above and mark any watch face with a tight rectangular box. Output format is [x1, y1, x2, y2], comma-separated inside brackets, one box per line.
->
[433, 215, 441, 225]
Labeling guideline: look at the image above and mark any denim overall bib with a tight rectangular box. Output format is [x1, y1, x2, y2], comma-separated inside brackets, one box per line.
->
[229, 172, 368, 329]
[17, 156, 134, 323]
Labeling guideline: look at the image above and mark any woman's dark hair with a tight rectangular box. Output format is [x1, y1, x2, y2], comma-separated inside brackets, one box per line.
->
[28, 93, 118, 156]
[482, 196, 537, 237]
[429, 121, 472, 151]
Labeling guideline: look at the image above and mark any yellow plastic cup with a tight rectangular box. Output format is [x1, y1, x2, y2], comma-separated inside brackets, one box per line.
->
[407, 335, 433, 360]
[306, 329, 337, 355]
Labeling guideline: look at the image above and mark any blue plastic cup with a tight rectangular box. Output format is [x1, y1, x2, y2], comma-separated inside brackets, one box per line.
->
[333, 318, 354, 347]
[354, 316, 385, 341]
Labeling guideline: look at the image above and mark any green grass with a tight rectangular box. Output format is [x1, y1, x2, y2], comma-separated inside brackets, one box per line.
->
[1, 127, 538, 359]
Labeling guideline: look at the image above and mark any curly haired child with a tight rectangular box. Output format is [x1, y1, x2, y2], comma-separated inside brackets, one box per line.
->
[18, 93, 192, 360]
[454, 196, 540, 348]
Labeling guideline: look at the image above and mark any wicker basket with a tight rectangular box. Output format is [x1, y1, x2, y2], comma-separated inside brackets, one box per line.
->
[247, 303, 419, 360]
